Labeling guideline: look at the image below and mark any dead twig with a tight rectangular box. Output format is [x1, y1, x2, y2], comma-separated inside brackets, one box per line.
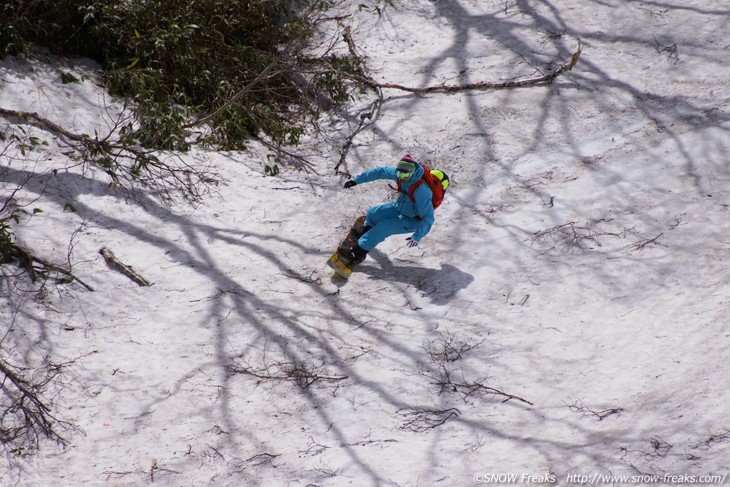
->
[415, 332, 533, 406]
[567, 399, 624, 421]
[148, 458, 181, 482]
[246, 452, 281, 467]
[627, 232, 665, 252]
[182, 57, 283, 130]
[530, 220, 621, 254]
[398, 407, 461, 432]
[454, 380, 534, 405]
[227, 360, 348, 390]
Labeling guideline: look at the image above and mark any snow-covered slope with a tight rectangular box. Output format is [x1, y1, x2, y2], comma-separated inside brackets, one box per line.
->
[2, 1, 729, 486]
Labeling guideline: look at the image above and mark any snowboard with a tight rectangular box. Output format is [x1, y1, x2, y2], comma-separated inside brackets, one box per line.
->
[327, 216, 367, 279]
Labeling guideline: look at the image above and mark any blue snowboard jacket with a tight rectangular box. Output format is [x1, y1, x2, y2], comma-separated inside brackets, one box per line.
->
[353, 163, 435, 242]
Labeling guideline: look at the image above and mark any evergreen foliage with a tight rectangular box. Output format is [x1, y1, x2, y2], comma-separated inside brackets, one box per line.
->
[1, 0, 359, 150]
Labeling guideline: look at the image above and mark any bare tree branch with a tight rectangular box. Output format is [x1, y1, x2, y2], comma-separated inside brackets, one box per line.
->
[332, 36, 582, 173]
[335, 26, 384, 174]
[181, 57, 283, 130]
[2, 242, 95, 292]
[0, 108, 215, 201]
[0, 356, 82, 448]
[336, 40, 583, 94]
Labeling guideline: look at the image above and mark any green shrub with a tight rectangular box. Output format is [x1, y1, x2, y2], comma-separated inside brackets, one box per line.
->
[1, 0, 361, 150]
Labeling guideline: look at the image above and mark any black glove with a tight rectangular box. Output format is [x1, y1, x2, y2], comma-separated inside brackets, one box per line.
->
[406, 237, 419, 248]
[343, 179, 357, 189]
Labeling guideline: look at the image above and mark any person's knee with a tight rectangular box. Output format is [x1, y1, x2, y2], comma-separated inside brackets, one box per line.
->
[366, 203, 398, 226]
[359, 218, 410, 249]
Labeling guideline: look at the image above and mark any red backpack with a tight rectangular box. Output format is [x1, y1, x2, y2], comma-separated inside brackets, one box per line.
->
[392, 162, 449, 220]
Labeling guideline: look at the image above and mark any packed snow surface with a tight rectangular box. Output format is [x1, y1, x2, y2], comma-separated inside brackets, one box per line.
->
[1, 1, 729, 486]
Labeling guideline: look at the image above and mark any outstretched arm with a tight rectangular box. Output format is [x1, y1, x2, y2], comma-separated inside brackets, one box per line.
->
[354, 166, 397, 184]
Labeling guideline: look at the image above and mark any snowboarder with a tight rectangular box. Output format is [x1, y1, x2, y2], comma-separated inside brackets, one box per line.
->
[339, 154, 438, 264]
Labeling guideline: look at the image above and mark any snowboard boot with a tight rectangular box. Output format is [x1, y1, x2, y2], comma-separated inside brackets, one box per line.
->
[350, 215, 372, 240]
[339, 240, 369, 265]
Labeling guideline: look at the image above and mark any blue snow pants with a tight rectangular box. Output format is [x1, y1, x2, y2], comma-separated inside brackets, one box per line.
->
[358, 202, 420, 251]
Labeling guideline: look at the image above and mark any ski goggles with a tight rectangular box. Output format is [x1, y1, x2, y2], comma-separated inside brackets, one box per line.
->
[396, 159, 416, 180]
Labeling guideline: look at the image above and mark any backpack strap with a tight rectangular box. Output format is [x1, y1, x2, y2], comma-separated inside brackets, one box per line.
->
[395, 179, 427, 221]
[389, 179, 425, 203]
[406, 178, 425, 203]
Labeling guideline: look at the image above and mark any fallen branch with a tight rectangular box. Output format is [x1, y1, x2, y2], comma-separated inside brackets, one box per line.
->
[181, 57, 282, 130]
[0, 360, 55, 439]
[372, 40, 583, 93]
[2, 243, 95, 291]
[28, 250, 95, 292]
[0, 357, 81, 447]
[0, 107, 149, 161]
[253, 134, 320, 175]
[0, 108, 212, 201]
[99, 247, 151, 287]
[332, 36, 581, 173]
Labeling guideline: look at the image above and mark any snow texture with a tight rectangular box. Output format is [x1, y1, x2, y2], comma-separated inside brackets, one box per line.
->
[1, 1, 729, 486]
